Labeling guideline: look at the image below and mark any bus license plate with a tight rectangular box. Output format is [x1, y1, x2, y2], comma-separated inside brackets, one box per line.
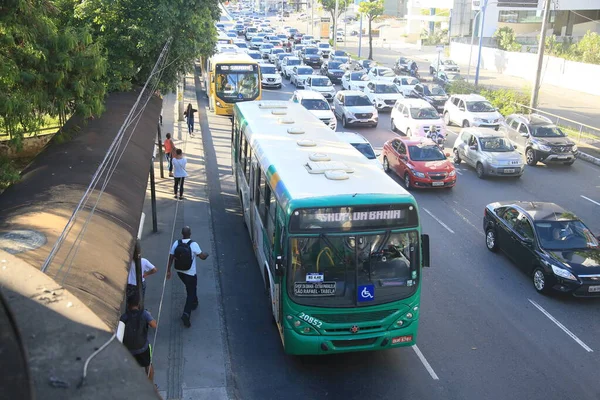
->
[432, 181, 444, 186]
[504, 169, 515, 173]
[589, 286, 600, 293]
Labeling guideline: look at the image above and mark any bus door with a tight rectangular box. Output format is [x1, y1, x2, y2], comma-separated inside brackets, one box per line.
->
[249, 158, 258, 245]
[270, 206, 286, 328]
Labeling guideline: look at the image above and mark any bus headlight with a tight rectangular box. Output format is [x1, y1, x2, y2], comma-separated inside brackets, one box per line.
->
[390, 306, 420, 330]
[216, 100, 222, 107]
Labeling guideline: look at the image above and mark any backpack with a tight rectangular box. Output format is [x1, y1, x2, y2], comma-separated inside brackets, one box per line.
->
[122, 310, 148, 352]
[173, 239, 195, 271]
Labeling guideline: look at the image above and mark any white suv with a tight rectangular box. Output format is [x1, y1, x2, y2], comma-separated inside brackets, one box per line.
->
[443, 94, 503, 129]
[304, 75, 336, 101]
[290, 90, 337, 130]
[259, 63, 282, 89]
[363, 82, 404, 111]
[391, 98, 446, 139]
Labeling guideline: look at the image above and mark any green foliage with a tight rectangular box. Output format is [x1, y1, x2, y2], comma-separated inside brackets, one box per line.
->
[493, 27, 522, 52]
[0, 157, 21, 191]
[358, 0, 384, 60]
[544, 31, 600, 65]
[421, 29, 448, 45]
[447, 81, 530, 116]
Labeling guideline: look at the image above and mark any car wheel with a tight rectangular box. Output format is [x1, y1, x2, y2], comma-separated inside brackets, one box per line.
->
[462, 120, 470, 128]
[430, 66, 435, 75]
[391, 118, 397, 132]
[383, 156, 390, 172]
[525, 148, 538, 166]
[476, 163, 485, 179]
[342, 115, 348, 128]
[485, 228, 498, 252]
[533, 267, 551, 294]
[406, 128, 412, 137]
[453, 149, 461, 164]
[444, 111, 451, 126]
[404, 173, 412, 189]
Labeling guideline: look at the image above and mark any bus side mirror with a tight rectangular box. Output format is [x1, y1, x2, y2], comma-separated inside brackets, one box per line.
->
[421, 234, 430, 267]
[211, 76, 214, 83]
[275, 255, 284, 277]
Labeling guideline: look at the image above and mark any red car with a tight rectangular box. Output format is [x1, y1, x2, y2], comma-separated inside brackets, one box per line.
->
[382, 137, 456, 189]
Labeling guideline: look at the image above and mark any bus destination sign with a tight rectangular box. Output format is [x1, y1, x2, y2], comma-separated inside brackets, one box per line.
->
[216, 64, 256, 72]
[290, 204, 418, 232]
[294, 282, 337, 296]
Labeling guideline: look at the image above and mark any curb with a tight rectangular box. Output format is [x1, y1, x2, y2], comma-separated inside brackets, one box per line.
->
[578, 151, 600, 166]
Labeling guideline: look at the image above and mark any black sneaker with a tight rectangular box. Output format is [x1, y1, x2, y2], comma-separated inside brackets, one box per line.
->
[179, 196, 185, 200]
[191, 302, 199, 311]
[174, 195, 178, 199]
[181, 314, 191, 328]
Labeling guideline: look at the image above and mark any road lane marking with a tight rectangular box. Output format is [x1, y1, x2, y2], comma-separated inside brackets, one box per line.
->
[422, 208, 455, 234]
[412, 345, 440, 380]
[528, 299, 593, 353]
[581, 195, 600, 207]
[454, 169, 462, 175]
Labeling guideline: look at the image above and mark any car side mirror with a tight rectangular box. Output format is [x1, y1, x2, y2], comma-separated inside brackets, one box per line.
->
[274, 255, 284, 277]
[376, 152, 381, 157]
[522, 237, 533, 246]
[421, 234, 430, 267]
[445, 152, 450, 158]
[520, 132, 529, 137]
[469, 145, 478, 150]
[459, 106, 465, 111]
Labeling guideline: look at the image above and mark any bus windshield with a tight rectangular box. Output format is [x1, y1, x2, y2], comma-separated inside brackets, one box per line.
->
[215, 64, 260, 102]
[289, 231, 419, 307]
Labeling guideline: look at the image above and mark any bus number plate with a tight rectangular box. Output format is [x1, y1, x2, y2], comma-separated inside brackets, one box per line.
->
[298, 312, 323, 328]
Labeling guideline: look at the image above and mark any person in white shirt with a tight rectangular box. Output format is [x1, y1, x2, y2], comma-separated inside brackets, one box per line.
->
[167, 226, 209, 328]
[172, 148, 188, 200]
[126, 257, 158, 302]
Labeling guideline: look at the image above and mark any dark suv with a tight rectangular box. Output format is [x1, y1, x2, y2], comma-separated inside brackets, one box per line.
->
[501, 114, 578, 166]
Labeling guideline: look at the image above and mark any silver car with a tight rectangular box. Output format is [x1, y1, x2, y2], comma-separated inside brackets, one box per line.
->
[332, 90, 378, 128]
[452, 127, 524, 179]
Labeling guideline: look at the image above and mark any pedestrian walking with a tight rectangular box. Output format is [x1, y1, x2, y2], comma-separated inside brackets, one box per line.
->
[120, 292, 157, 382]
[126, 256, 158, 302]
[166, 226, 209, 328]
[183, 103, 197, 138]
[172, 149, 187, 200]
[163, 133, 176, 177]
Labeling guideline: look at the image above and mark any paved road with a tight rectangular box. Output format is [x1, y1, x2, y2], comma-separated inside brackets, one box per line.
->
[195, 65, 600, 400]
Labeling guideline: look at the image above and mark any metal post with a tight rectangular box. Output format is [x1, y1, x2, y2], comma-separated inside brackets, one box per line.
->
[149, 150, 158, 233]
[333, 0, 339, 50]
[311, 0, 314, 35]
[157, 122, 164, 179]
[358, 13, 363, 58]
[474, 0, 488, 87]
[437, 49, 440, 78]
[178, 82, 184, 121]
[530, 0, 551, 109]
[133, 239, 143, 309]
[466, 10, 481, 83]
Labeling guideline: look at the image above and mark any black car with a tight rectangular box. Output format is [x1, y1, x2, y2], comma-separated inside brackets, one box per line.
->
[483, 201, 600, 297]
[320, 60, 344, 83]
[302, 47, 322, 67]
[410, 83, 448, 113]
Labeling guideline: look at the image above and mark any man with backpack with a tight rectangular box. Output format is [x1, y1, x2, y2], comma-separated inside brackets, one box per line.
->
[167, 226, 209, 328]
[120, 292, 157, 382]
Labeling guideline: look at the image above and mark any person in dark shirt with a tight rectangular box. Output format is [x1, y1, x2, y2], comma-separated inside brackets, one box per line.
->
[120, 293, 157, 382]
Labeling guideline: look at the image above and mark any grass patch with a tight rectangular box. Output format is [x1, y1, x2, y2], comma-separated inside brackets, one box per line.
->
[0, 157, 21, 192]
[0, 114, 62, 139]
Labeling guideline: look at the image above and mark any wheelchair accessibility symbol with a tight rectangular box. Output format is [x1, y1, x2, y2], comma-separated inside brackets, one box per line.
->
[358, 284, 375, 302]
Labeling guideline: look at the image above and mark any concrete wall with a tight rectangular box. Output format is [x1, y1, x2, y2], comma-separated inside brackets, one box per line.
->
[450, 41, 600, 96]
[497, 22, 541, 35]
[0, 134, 54, 159]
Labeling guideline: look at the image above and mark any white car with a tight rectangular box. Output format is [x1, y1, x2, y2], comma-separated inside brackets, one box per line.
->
[259, 63, 282, 89]
[281, 56, 302, 79]
[336, 131, 383, 169]
[290, 90, 337, 130]
[366, 66, 396, 83]
[290, 65, 314, 88]
[274, 53, 291, 71]
[259, 43, 274, 59]
[332, 90, 379, 128]
[317, 42, 331, 58]
[336, 32, 344, 42]
[363, 82, 404, 111]
[393, 75, 420, 97]
[300, 35, 314, 45]
[390, 98, 446, 139]
[304, 75, 336, 101]
[429, 58, 460, 75]
[268, 48, 285, 64]
[443, 94, 503, 128]
[341, 71, 369, 91]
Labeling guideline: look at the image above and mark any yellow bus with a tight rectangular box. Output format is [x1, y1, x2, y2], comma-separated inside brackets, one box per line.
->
[206, 53, 261, 116]
[217, 34, 234, 45]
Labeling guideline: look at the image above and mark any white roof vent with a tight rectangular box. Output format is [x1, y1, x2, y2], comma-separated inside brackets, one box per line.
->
[279, 118, 295, 124]
[271, 110, 287, 115]
[325, 170, 350, 180]
[258, 102, 288, 109]
[309, 153, 331, 162]
[304, 161, 354, 174]
[297, 139, 316, 147]
[287, 127, 304, 134]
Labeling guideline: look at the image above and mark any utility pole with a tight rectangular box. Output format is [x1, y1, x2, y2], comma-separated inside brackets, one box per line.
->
[358, 13, 363, 58]
[530, 0, 551, 109]
[333, 0, 339, 50]
[474, 0, 488, 87]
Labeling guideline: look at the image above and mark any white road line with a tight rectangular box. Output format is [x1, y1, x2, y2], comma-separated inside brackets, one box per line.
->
[454, 169, 463, 175]
[412, 345, 440, 380]
[528, 299, 594, 353]
[422, 208, 455, 234]
[581, 195, 600, 207]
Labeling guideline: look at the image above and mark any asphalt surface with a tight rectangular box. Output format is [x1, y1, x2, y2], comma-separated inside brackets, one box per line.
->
[195, 63, 600, 399]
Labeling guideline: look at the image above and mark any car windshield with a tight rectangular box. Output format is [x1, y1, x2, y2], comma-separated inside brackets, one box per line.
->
[336, 57, 349, 63]
[350, 72, 366, 80]
[301, 99, 330, 110]
[305, 47, 318, 54]
[479, 137, 514, 152]
[288, 232, 420, 307]
[362, 60, 374, 67]
[443, 60, 457, 65]
[334, 50, 346, 56]
[278, 54, 289, 60]
[235, 42, 248, 48]
[261, 66, 276, 74]
[298, 68, 313, 75]
[535, 220, 599, 251]
[261, 44, 273, 49]
[270, 41, 281, 46]
[272, 48, 283, 53]
[532, 126, 566, 137]
[328, 61, 342, 69]
[409, 107, 439, 119]
[423, 85, 446, 96]
[378, 69, 396, 77]
[408, 144, 446, 161]
[319, 43, 330, 49]
[312, 77, 332, 86]
[248, 52, 261, 60]
[344, 95, 371, 106]
[287, 59, 301, 66]
[351, 143, 376, 159]
[398, 57, 409, 64]
[251, 38, 262, 42]
[375, 84, 400, 94]
[466, 101, 495, 112]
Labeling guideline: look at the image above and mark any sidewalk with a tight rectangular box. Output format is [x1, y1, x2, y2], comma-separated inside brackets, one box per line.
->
[138, 75, 231, 399]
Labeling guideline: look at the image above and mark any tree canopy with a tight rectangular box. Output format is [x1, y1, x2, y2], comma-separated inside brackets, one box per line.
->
[358, 0, 384, 60]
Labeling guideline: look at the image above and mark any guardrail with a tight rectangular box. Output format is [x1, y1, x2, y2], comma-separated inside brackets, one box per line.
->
[513, 103, 600, 146]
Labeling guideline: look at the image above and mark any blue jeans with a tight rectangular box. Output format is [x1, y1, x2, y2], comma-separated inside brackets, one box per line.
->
[177, 272, 198, 317]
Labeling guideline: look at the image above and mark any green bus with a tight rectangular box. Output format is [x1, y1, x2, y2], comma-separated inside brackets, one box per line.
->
[231, 100, 430, 355]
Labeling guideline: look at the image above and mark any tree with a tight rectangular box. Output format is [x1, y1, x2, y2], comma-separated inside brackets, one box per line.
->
[358, 0, 384, 60]
[493, 27, 522, 52]
[319, 0, 352, 43]
[573, 31, 600, 65]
